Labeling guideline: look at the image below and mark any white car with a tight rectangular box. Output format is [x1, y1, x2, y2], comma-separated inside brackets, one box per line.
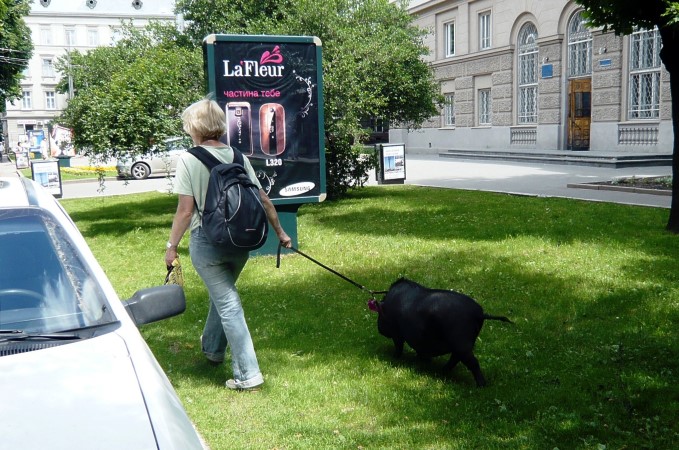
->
[0, 177, 206, 450]
[116, 137, 191, 180]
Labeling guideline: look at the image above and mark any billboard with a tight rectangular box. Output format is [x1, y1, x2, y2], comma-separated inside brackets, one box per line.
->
[203, 34, 326, 205]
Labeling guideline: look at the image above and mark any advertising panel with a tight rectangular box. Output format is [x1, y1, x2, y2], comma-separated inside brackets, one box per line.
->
[31, 160, 63, 198]
[50, 125, 75, 157]
[27, 130, 47, 158]
[203, 34, 326, 205]
[377, 143, 406, 184]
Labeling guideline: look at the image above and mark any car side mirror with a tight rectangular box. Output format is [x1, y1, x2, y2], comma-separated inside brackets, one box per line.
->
[123, 285, 186, 326]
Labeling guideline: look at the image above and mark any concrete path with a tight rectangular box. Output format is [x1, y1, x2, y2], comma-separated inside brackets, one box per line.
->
[377, 154, 672, 209]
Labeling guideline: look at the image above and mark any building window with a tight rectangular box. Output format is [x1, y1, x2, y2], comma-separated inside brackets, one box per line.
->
[88, 28, 99, 46]
[40, 26, 52, 45]
[45, 91, 57, 110]
[22, 91, 32, 109]
[568, 11, 592, 77]
[444, 21, 455, 57]
[65, 27, 77, 47]
[518, 23, 538, 124]
[443, 93, 455, 127]
[478, 88, 491, 125]
[42, 58, 55, 78]
[111, 28, 122, 45]
[479, 11, 491, 50]
[629, 28, 662, 119]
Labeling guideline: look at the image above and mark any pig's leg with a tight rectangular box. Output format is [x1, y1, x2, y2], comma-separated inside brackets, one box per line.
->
[443, 354, 460, 371]
[460, 352, 486, 387]
[392, 338, 404, 357]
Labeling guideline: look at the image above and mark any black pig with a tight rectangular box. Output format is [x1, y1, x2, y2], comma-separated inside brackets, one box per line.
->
[370, 278, 512, 387]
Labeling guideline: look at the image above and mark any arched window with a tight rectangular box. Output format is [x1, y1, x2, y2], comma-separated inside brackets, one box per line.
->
[518, 22, 538, 123]
[568, 11, 592, 77]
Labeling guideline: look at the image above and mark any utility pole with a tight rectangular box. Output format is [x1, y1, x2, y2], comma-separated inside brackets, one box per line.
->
[67, 49, 74, 100]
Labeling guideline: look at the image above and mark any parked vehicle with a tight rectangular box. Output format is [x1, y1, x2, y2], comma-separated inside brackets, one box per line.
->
[116, 137, 191, 180]
[0, 177, 206, 450]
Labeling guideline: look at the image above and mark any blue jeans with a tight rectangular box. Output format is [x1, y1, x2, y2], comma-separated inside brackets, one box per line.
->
[189, 227, 261, 383]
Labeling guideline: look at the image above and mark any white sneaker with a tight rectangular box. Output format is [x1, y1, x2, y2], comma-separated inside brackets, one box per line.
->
[225, 373, 264, 391]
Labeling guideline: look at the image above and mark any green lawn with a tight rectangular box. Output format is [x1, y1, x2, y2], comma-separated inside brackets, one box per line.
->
[61, 186, 679, 449]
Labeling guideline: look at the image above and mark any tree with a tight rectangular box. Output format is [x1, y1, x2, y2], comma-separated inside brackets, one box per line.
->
[0, 0, 33, 113]
[576, 0, 679, 232]
[175, 0, 442, 198]
[55, 24, 203, 159]
[175, 0, 292, 39]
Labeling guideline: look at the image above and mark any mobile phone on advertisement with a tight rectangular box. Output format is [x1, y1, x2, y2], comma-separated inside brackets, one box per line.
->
[259, 103, 286, 156]
[225, 102, 253, 155]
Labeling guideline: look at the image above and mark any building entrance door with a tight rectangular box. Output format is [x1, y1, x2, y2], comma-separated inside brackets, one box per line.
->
[568, 78, 591, 150]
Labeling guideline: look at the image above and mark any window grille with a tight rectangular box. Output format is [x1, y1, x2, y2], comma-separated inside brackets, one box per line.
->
[479, 89, 491, 125]
[629, 28, 662, 119]
[518, 23, 538, 123]
[444, 93, 455, 126]
[568, 11, 592, 77]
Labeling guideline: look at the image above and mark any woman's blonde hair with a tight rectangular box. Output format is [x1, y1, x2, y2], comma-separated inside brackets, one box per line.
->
[181, 98, 226, 141]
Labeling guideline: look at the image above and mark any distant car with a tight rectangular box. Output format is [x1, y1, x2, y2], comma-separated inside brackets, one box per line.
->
[116, 137, 191, 180]
[0, 177, 206, 450]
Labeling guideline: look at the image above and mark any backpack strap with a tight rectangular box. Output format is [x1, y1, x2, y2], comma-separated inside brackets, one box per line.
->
[188, 145, 245, 169]
[232, 147, 244, 166]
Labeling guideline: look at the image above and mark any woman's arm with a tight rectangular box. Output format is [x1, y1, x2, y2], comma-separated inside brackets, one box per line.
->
[259, 189, 292, 248]
[165, 194, 195, 266]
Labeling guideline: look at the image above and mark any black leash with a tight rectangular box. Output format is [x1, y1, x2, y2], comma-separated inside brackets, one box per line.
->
[277, 243, 388, 298]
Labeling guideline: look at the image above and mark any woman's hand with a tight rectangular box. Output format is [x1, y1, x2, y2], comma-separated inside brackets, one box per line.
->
[278, 231, 292, 248]
[165, 247, 178, 268]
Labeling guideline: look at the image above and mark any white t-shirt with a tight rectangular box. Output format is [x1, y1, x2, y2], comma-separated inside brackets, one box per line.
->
[173, 145, 262, 231]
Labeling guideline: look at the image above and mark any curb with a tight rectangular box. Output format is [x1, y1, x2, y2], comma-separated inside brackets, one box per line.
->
[567, 182, 672, 196]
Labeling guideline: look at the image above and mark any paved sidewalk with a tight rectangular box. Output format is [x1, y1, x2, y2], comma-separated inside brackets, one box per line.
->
[0, 153, 673, 208]
[381, 154, 672, 208]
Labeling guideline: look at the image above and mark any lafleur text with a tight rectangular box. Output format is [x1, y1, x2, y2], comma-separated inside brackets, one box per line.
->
[223, 60, 284, 78]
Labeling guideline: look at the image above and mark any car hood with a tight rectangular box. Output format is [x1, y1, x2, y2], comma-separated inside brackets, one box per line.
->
[0, 332, 162, 450]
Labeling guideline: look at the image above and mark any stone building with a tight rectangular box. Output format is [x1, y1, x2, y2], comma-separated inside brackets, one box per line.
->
[391, 0, 672, 155]
[2, 0, 177, 155]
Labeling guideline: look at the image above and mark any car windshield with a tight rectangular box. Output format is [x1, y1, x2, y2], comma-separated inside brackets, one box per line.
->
[0, 209, 115, 333]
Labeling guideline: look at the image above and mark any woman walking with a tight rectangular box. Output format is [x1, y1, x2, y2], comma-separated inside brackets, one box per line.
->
[165, 98, 291, 390]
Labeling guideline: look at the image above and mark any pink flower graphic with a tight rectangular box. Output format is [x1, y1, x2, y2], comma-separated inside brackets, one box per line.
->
[260, 45, 283, 65]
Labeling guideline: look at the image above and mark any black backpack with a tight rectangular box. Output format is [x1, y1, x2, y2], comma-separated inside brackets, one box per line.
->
[188, 146, 268, 251]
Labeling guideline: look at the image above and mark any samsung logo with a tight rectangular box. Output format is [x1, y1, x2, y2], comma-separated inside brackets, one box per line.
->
[279, 182, 315, 197]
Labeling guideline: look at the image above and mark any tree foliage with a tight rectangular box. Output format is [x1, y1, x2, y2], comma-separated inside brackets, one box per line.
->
[577, 0, 679, 232]
[175, 0, 441, 198]
[0, 0, 33, 112]
[56, 24, 203, 159]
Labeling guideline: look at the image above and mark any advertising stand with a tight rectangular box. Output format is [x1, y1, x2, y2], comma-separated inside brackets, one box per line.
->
[31, 160, 63, 198]
[376, 143, 406, 185]
[203, 34, 326, 254]
[15, 152, 29, 170]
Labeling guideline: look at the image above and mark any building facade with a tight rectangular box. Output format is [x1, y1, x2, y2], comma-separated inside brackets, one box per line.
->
[2, 0, 177, 155]
[391, 0, 672, 154]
